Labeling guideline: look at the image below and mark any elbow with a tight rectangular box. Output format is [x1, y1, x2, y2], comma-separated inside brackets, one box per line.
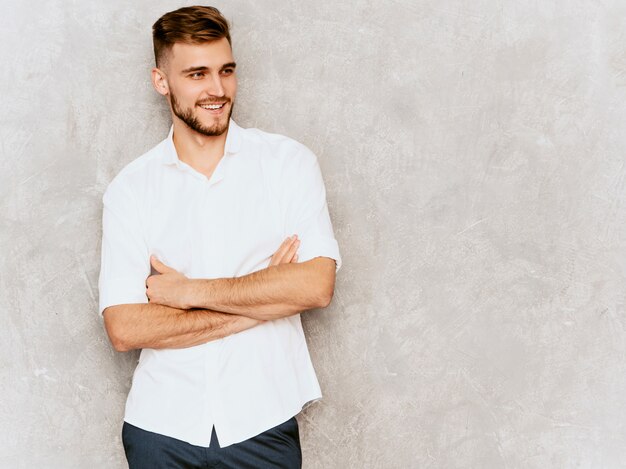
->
[308, 257, 337, 309]
[317, 296, 332, 309]
[110, 335, 131, 353]
[316, 286, 335, 309]
[103, 307, 131, 352]
[108, 329, 131, 353]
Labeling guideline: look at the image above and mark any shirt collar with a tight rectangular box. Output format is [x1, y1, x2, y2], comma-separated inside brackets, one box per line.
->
[161, 118, 243, 166]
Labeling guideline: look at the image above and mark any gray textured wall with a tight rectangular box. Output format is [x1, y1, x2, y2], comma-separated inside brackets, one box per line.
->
[2, 0, 626, 467]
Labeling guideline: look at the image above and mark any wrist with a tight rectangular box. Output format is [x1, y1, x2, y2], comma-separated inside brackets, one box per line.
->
[182, 278, 198, 309]
[185, 278, 212, 310]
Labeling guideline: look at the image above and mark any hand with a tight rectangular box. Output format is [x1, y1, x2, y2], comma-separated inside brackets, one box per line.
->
[269, 235, 300, 266]
[146, 256, 192, 309]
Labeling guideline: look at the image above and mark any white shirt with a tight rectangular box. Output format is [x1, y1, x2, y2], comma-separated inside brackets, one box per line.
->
[98, 119, 342, 447]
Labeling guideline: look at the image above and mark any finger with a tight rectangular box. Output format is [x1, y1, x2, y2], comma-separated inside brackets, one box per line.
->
[285, 238, 300, 262]
[150, 255, 174, 274]
[280, 236, 299, 264]
[269, 236, 297, 266]
[292, 254, 298, 263]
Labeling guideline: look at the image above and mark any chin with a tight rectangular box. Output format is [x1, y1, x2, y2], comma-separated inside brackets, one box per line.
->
[197, 118, 229, 136]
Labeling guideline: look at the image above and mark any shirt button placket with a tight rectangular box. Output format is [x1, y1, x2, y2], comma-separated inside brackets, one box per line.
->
[202, 178, 220, 446]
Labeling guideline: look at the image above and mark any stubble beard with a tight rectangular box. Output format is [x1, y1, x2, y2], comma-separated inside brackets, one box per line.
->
[170, 91, 233, 137]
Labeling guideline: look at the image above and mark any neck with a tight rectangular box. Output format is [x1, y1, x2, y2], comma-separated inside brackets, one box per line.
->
[171, 118, 230, 174]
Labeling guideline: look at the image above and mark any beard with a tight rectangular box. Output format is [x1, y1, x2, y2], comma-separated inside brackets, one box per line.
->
[170, 90, 233, 137]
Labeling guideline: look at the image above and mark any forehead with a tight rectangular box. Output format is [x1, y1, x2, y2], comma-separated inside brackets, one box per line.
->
[169, 38, 234, 70]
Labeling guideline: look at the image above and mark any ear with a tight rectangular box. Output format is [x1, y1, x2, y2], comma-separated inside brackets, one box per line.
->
[151, 67, 169, 96]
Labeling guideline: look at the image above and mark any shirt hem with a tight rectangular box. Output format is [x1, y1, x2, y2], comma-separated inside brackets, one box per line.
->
[124, 394, 322, 448]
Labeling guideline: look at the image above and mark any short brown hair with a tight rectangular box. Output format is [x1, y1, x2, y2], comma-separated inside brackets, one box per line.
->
[152, 6, 231, 68]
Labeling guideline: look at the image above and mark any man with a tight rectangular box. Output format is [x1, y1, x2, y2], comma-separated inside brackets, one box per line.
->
[98, 6, 342, 468]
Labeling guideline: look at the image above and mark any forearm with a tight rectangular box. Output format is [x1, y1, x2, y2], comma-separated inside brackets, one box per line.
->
[103, 303, 261, 352]
[186, 258, 336, 320]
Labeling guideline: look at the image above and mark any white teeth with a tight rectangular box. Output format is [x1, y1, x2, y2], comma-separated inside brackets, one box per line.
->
[200, 103, 225, 110]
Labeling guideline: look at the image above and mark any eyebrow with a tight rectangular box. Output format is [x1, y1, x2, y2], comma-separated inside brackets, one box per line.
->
[181, 62, 237, 74]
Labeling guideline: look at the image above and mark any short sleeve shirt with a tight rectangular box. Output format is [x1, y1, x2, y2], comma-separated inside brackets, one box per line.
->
[98, 119, 342, 447]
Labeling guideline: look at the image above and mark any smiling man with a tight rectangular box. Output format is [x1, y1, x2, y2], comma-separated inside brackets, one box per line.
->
[98, 6, 342, 469]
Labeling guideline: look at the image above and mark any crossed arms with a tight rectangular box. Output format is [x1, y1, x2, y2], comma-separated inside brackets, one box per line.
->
[102, 235, 337, 352]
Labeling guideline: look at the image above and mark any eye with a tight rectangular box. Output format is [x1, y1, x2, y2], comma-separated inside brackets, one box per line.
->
[221, 68, 234, 76]
[190, 72, 205, 79]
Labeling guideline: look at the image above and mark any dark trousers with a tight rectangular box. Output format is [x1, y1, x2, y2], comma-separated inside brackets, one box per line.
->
[122, 417, 302, 469]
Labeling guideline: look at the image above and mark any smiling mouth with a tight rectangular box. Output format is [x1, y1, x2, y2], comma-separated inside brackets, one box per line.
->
[198, 102, 227, 110]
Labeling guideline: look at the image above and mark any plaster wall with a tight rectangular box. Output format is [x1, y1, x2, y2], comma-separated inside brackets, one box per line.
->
[2, 1, 626, 467]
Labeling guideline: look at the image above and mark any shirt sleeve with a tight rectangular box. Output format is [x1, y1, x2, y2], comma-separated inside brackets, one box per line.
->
[97, 177, 150, 317]
[283, 145, 342, 272]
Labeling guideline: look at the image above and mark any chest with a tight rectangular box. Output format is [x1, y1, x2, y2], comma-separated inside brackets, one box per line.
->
[144, 165, 285, 278]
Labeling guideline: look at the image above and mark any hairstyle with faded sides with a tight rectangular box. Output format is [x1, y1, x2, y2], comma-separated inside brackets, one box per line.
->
[152, 6, 232, 69]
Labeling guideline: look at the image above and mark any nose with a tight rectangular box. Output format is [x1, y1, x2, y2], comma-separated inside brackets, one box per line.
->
[207, 72, 225, 98]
